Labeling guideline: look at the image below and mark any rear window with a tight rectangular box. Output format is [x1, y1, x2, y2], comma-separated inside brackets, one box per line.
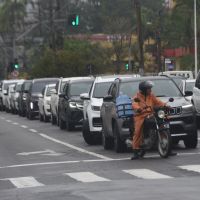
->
[69, 81, 93, 96]
[119, 79, 183, 98]
[32, 80, 57, 93]
[92, 82, 112, 98]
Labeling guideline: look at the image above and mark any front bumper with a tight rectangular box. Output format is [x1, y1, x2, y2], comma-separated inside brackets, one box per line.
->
[68, 109, 83, 125]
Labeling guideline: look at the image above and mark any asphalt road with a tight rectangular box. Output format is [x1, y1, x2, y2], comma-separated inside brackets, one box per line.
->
[0, 112, 200, 200]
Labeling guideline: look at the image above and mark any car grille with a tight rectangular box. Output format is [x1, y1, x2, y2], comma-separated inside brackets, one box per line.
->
[168, 107, 182, 116]
[92, 117, 102, 127]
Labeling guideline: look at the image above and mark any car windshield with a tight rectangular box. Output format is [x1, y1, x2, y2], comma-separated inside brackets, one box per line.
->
[24, 82, 32, 91]
[46, 86, 55, 96]
[16, 84, 23, 92]
[119, 79, 183, 98]
[93, 82, 113, 98]
[185, 82, 195, 92]
[69, 81, 93, 96]
[32, 81, 57, 94]
[3, 82, 16, 90]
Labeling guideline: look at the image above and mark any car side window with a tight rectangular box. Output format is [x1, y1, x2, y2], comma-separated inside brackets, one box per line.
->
[195, 72, 200, 88]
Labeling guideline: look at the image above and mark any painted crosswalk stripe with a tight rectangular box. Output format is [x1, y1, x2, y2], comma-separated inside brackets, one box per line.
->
[65, 172, 110, 183]
[8, 177, 44, 188]
[12, 122, 19, 125]
[179, 165, 200, 173]
[21, 125, 28, 128]
[123, 169, 173, 179]
[29, 129, 37, 133]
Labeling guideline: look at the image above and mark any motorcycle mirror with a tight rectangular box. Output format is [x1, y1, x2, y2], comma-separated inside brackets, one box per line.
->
[134, 98, 140, 103]
[169, 98, 174, 102]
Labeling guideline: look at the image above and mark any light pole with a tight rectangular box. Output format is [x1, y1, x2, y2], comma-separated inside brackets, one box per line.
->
[194, 0, 198, 78]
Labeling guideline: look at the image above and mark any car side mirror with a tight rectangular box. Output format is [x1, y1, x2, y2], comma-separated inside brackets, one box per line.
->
[184, 91, 193, 97]
[80, 93, 90, 100]
[103, 95, 113, 102]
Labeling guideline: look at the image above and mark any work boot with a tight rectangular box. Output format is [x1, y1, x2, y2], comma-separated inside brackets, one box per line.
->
[131, 149, 140, 160]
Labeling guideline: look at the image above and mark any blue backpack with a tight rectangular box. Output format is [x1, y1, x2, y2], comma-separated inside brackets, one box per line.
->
[116, 95, 134, 118]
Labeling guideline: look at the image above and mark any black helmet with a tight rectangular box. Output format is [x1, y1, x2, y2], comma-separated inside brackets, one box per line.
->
[139, 81, 154, 94]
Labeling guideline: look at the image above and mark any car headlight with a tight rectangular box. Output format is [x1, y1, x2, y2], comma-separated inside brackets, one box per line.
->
[30, 102, 33, 109]
[91, 105, 101, 111]
[157, 110, 165, 119]
[182, 104, 193, 109]
[69, 102, 76, 108]
[23, 96, 26, 100]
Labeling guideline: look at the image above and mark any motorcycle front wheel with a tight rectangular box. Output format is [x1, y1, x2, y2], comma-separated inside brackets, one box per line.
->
[158, 129, 172, 158]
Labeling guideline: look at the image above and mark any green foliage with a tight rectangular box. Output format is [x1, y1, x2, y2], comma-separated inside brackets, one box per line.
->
[31, 39, 111, 78]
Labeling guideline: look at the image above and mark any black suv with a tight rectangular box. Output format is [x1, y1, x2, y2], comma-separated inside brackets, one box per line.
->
[26, 78, 59, 120]
[101, 76, 197, 152]
[58, 77, 94, 131]
[18, 80, 32, 116]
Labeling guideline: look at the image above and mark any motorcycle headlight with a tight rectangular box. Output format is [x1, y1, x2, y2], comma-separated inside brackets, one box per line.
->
[69, 102, 76, 108]
[23, 96, 26, 100]
[157, 110, 165, 119]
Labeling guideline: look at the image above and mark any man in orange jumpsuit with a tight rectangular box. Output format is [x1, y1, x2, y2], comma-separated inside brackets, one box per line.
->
[131, 80, 174, 159]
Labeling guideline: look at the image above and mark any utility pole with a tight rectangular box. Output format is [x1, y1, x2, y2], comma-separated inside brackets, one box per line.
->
[134, 0, 144, 75]
[194, 0, 198, 78]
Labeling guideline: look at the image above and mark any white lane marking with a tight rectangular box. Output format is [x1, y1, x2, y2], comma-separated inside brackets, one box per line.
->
[65, 172, 110, 183]
[6, 120, 12, 123]
[17, 149, 55, 156]
[123, 169, 173, 179]
[8, 177, 44, 188]
[0, 160, 80, 169]
[179, 165, 200, 173]
[21, 125, 28, 128]
[29, 129, 38, 133]
[12, 122, 19, 125]
[39, 133, 111, 160]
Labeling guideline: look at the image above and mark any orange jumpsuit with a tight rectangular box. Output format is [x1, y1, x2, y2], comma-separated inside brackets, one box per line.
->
[132, 92, 166, 149]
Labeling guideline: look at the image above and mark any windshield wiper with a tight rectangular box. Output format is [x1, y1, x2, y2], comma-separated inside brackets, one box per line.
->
[156, 95, 166, 97]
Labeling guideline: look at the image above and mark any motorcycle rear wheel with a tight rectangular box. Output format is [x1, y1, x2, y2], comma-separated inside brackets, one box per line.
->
[158, 129, 171, 158]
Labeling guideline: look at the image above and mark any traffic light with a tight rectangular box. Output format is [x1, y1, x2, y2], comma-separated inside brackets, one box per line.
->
[125, 63, 129, 70]
[68, 14, 79, 26]
[14, 58, 19, 69]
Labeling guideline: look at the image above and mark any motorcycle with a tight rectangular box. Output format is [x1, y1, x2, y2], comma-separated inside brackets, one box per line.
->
[133, 97, 174, 158]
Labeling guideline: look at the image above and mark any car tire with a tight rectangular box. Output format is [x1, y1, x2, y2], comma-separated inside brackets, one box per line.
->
[184, 130, 198, 149]
[102, 125, 113, 150]
[51, 114, 57, 125]
[113, 123, 126, 153]
[39, 112, 44, 122]
[66, 116, 74, 131]
[59, 116, 66, 130]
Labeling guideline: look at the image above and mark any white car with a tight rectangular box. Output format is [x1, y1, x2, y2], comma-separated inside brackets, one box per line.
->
[0, 79, 19, 111]
[182, 79, 195, 102]
[5, 84, 16, 112]
[38, 84, 56, 122]
[81, 75, 136, 145]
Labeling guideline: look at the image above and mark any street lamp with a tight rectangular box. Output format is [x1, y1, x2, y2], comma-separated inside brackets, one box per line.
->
[194, 0, 198, 78]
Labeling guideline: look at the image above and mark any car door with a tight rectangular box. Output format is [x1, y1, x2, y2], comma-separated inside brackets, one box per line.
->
[193, 72, 200, 114]
[104, 83, 118, 137]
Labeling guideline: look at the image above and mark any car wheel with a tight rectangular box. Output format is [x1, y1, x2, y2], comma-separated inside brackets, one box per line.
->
[102, 125, 113, 150]
[59, 115, 66, 130]
[184, 130, 198, 149]
[66, 116, 74, 131]
[113, 123, 126, 153]
[82, 119, 94, 145]
[39, 112, 44, 122]
[51, 114, 57, 125]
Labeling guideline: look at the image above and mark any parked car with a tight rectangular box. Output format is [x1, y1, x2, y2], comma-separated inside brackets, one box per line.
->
[50, 77, 71, 125]
[18, 80, 32, 116]
[26, 78, 59, 120]
[0, 79, 19, 111]
[192, 71, 200, 126]
[5, 84, 16, 113]
[81, 75, 137, 145]
[182, 79, 195, 102]
[11, 80, 24, 113]
[58, 77, 94, 131]
[38, 84, 56, 122]
[158, 70, 194, 79]
[101, 76, 197, 152]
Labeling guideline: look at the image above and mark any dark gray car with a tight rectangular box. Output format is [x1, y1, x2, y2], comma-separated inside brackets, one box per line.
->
[101, 76, 197, 153]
